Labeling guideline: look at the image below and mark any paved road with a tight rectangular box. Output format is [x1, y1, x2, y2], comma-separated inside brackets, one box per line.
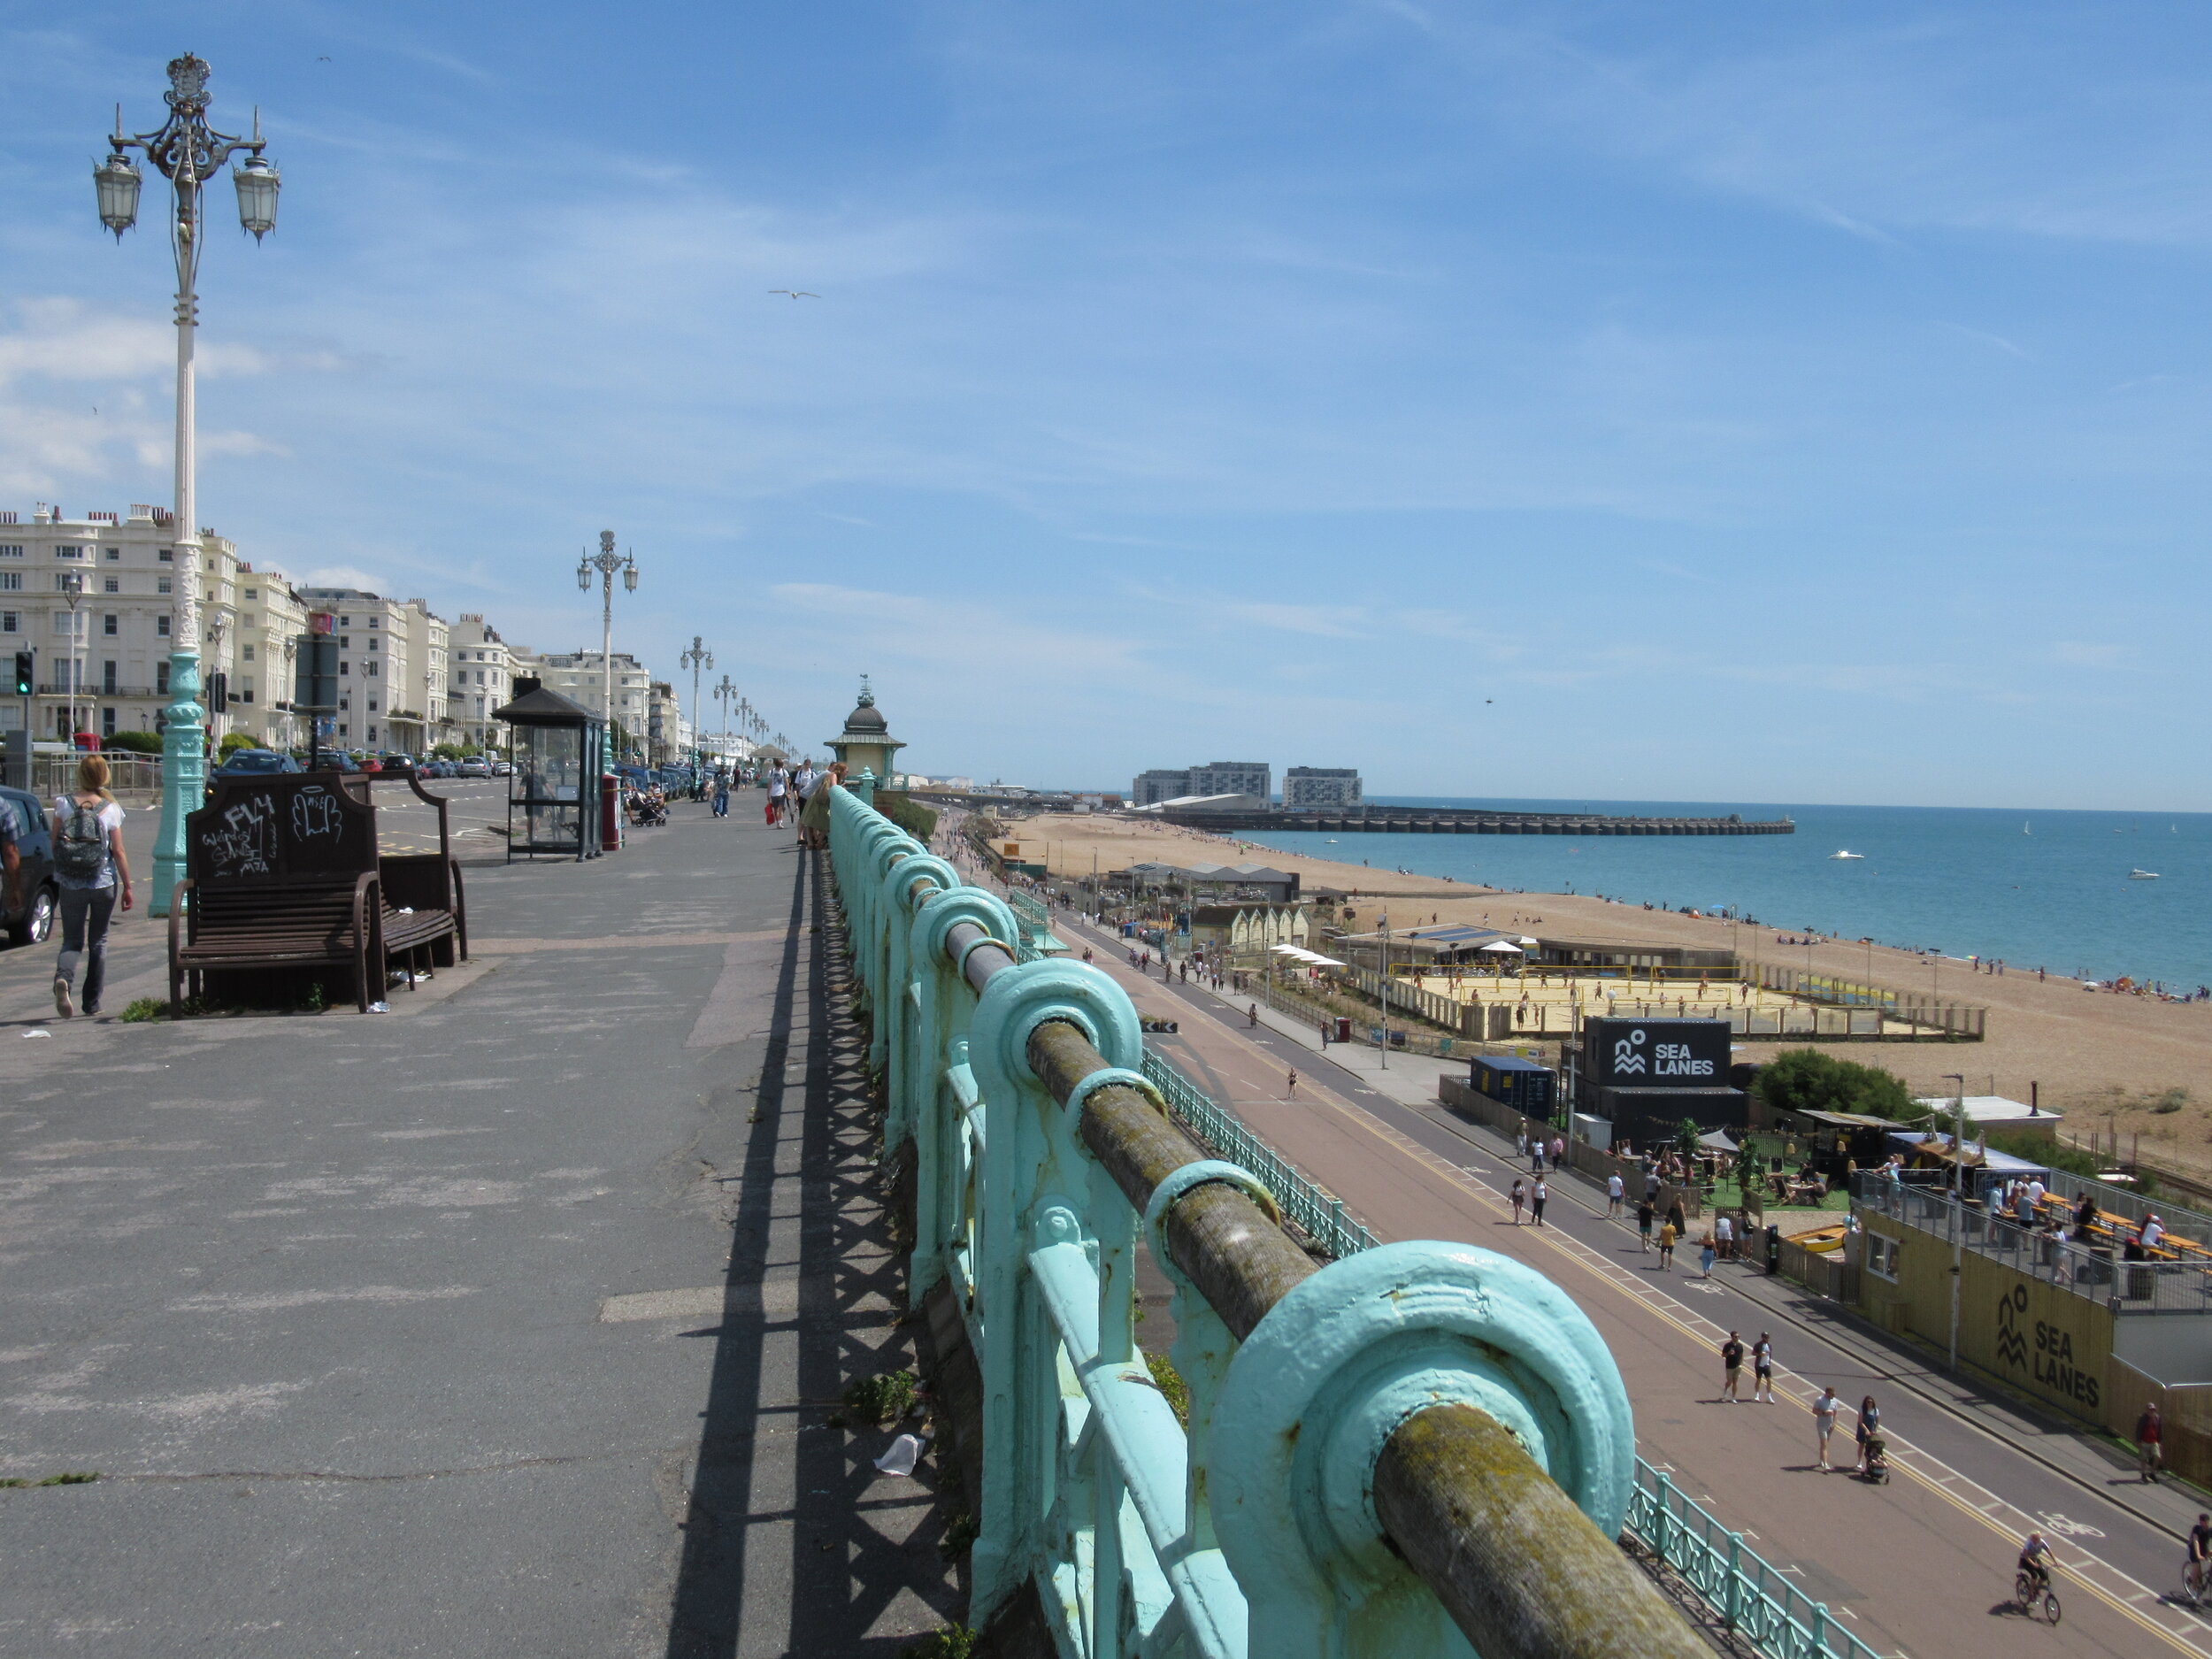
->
[0, 803, 957, 1656]
[1052, 906, 2211, 1659]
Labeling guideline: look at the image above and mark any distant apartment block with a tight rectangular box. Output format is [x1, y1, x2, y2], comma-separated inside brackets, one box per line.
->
[1283, 766, 1363, 809]
[1131, 760, 1273, 804]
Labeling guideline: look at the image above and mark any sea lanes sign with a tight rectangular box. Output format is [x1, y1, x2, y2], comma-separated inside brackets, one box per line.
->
[1583, 1018, 1730, 1090]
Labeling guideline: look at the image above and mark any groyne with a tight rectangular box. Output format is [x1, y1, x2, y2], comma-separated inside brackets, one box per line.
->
[1158, 804, 1795, 835]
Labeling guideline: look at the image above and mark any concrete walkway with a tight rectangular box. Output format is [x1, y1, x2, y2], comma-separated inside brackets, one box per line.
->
[0, 803, 958, 1656]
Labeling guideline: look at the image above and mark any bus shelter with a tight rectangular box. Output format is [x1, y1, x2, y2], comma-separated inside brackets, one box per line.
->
[494, 683, 607, 863]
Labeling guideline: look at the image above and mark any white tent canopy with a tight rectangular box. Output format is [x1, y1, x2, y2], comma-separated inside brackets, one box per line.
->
[1271, 944, 1349, 968]
[1479, 940, 1525, 954]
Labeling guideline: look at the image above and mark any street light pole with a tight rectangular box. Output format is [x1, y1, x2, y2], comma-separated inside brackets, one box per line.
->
[60, 572, 84, 749]
[576, 530, 635, 757]
[680, 635, 711, 779]
[96, 52, 278, 914]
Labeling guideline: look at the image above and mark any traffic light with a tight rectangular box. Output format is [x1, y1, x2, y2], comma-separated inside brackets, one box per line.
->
[206, 672, 228, 714]
[11, 651, 30, 697]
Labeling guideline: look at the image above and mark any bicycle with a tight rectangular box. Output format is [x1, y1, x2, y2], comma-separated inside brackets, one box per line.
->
[2184, 1557, 2208, 1609]
[2016, 1570, 2062, 1625]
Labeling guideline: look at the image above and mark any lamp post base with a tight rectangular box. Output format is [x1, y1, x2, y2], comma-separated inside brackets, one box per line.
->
[150, 648, 204, 917]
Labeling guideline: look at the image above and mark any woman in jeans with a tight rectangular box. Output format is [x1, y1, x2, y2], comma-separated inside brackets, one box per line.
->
[51, 755, 133, 1018]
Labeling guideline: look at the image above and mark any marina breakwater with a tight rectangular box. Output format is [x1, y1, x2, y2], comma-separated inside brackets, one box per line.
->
[1156, 803, 1796, 835]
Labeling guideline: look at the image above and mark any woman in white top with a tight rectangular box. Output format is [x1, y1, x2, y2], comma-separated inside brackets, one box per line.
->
[50, 755, 133, 1018]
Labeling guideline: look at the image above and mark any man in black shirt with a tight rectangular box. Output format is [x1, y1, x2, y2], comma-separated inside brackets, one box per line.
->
[1720, 1331, 1745, 1402]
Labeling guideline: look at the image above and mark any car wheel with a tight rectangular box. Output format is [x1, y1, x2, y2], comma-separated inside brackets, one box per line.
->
[8, 884, 56, 948]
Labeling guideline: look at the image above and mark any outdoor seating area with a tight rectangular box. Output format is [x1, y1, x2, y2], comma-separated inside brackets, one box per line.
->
[168, 770, 467, 1016]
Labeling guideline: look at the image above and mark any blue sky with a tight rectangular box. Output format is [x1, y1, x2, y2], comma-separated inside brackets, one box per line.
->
[2, 3, 2208, 807]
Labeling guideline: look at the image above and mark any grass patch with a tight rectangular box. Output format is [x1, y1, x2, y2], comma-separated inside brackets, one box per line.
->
[119, 997, 165, 1023]
[1144, 1349, 1191, 1428]
[939, 1509, 979, 1560]
[902, 1626, 976, 1659]
[841, 1368, 918, 1425]
[2, 1471, 100, 1487]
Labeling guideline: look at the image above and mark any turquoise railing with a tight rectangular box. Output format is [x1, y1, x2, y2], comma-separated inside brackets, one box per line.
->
[1624, 1463, 1884, 1659]
[826, 779, 1703, 1659]
[1141, 1050, 1380, 1262]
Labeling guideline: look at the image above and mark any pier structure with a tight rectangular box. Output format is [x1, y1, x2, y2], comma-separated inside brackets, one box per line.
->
[1154, 804, 1796, 835]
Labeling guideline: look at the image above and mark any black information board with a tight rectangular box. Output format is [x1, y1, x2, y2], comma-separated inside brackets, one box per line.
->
[1582, 1017, 1732, 1090]
[188, 773, 375, 884]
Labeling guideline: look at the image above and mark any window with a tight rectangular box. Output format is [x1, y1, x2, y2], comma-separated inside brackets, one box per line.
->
[1866, 1234, 1901, 1281]
[55, 572, 77, 592]
[103, 662, 117, 695]
[104, 548, 120, 561]
[367, 635, 380, 651]
[0, 572, 17, 591]
[157, 576, 173, 595]
[368, 617, 378, 629]
[339, 695, 349, 710]
[340, 616, 350, 626]
[102, 707, 116, 737]
[339, 661, 349, 676]
[55, 543, 83, 559]
[367, 696, 379, 712]
[1, 612, 15, 633]
[157, 615, 170, 636]
[475, 669, 485, 684]
[367, 725, 378, 742]
[338, 722, 349, 737]
[0, 544, 21, 557]
[242, 644, 255, 662]
[158, 548, 173, 562]
[103, 615, 117, 635]
[54, 613, 73, 634]
[239, 680, 253, 703]
[365, 660, 380, 677]
[338, 635, 349, 648]
[157, 662, 170, 694]
[103, 576, 119, 594]
[243, 588, 257, 599]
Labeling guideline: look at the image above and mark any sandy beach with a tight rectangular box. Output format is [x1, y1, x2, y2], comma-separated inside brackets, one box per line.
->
[992, 811, 2212, 1182]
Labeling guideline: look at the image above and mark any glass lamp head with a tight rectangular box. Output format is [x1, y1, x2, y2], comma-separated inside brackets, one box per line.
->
[95, 152, 142, 239]
[577, 560, 591, 591]
[233, 153, 280, 242]
[622, 559, 638, 593]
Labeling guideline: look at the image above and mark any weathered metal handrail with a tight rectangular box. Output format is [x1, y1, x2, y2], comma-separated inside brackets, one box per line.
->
[827, 780, 1705, 1658]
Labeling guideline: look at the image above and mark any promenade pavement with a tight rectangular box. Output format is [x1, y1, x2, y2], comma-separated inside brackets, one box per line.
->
[0, 799, 958, 1656]
[1049, 905, 2212, 1659]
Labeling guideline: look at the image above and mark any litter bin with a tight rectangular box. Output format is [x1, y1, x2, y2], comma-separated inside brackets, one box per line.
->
[1764, 1225, 1782, 1275]
[601, 773, 621, 852]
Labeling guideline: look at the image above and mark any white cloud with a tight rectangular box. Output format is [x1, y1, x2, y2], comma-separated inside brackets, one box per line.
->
[303, 565, 388, 593]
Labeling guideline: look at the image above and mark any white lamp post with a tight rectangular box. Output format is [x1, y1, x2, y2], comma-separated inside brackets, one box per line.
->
[576, 530, 636, 756]
[96, 53, 278, 914]
[59, 572, 84, 748]
[680, 635, 711, 778]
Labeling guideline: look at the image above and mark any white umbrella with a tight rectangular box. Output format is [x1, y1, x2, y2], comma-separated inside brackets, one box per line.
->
[1517, 935, 1540, 947]
[1479, 940, 1524, 954]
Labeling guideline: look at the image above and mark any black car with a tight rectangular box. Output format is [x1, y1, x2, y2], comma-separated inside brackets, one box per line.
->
[0, 785, 58, 948]
[214, 748, 304, 777]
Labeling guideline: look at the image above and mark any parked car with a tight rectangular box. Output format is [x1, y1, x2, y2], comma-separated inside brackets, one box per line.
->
[379, 753, 416, 773]
[0, 786, 58, 948]
[457, 756, 492, 778]
[489, 759, 512, 777]
[213, 747, 304, 777]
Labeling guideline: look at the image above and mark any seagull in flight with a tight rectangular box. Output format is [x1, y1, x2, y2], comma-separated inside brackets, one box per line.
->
[767, 289, 820, 299]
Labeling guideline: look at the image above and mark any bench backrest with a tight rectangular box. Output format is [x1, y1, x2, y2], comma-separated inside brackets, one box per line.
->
[187, 774, 379, 889]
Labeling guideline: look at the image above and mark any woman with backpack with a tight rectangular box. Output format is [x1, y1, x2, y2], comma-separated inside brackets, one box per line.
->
[50, 755, 133, 1018]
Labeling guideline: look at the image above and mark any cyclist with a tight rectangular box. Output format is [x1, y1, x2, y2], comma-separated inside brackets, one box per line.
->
[2018, 1531, 2055, 1600]
[2188, 1512, 2212, 1603]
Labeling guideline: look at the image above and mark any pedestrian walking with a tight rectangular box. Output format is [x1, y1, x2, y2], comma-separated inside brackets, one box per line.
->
[1286, 1069, 1298, 1098]
[1751, 1333, 1774, 1402]
[1517, 1125, 1529, 1164]
[1530, 1144, 1545, 1175]
[1716, 1210, 1735, 1262]
[1720, 1331, 1744, 1402]
[1607, 1171, 1624, 1217]
[1531, 1178, 1548, 1227]
[764, 764, 787, 826]
[1854, 1395, 1881, 1475]
[1656, 1217, 1677, 1271]
[1666, 1197, 1686, 1240]
[2139, 1402, 2165, 1483]
[50, 756, 132, 1019]
[1248, 1003, 1258, 1028]
[711, 772, 729, 818]
[1637, 1199, 1655, 1252]
[1813, 1386, 1839, 1470]
[1550, 1135, 1565, 1172]
[1700, 1233, 1717, 1278]
[1510, 1179, 1526, 1225]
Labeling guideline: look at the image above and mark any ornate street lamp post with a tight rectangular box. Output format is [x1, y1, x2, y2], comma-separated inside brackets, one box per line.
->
[576, 530, 636, 757]
[711, 673, 735, 763]
[96, 53, 278, 913]
[59, 572, 84, 747]
[680, 635, 711, 779]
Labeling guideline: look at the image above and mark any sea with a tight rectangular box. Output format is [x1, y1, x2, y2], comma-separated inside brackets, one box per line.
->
[1239, 798, 2212, 993]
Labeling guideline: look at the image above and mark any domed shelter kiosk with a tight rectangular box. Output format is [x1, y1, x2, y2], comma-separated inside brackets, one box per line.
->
[826, 677, 905, 790]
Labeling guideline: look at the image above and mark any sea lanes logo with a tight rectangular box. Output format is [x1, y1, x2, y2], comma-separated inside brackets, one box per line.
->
[1613, 1029, 1648, 1075]
[1994, 1283, 2100, 1409]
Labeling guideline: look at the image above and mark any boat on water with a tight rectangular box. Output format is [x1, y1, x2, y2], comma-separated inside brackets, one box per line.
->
[1829, 850, 1865, 861]
[2130, 869, 2161, 880]
[2023, 822, 2031, 835]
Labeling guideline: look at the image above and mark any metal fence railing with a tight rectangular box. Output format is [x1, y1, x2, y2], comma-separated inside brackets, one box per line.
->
[1624, 1463, 1884, 1659]
[1755, 964, 1985, 1039]
[1140, 1049, 1379, 1262]
[1853, 1174, 2212, 1314]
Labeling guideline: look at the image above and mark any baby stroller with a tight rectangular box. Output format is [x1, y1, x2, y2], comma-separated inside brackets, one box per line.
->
[626, 789, 668, 828]
[1860, 1433, 1890, 1483]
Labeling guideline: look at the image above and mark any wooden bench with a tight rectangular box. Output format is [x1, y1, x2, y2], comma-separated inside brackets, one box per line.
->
[171, 869, 385, 1014]
[347, 772, 469, 990]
